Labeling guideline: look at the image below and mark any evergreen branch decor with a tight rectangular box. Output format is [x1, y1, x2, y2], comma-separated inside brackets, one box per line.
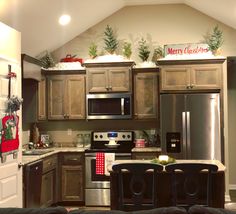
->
[205, 25, 223, 54]
[138, 37, 150, 62]
[88, 42, 98, 59]
[103, 25, 118, 54]
[122, 42, 132, 59]
[39, 51, 55, 69]
[152, 45, 164, 61]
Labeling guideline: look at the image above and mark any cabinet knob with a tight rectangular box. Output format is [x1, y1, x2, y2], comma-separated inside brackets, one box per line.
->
[105, 86, 109, 90]
[109, 86, 112, 90]
[190, 84, 194, 88]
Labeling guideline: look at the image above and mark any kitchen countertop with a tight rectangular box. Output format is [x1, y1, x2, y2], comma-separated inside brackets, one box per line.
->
[22, 147, 86, 165]
[22, 146, 162, 165]
[132, 147, 161, 152]
[109, 159, 226, 171]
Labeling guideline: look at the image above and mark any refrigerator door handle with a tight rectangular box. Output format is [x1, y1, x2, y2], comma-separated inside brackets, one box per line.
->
[186, 111, 191, 158]
[182, 112, 187, 159]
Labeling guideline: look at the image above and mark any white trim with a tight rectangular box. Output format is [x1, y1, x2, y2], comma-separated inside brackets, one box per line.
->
[225, 194, 231, 202]
[229, 184, 236, 190]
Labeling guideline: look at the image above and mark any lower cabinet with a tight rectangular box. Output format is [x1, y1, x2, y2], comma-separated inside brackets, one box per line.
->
[59, 152, 84, 203]
[40, 154, 57, 207]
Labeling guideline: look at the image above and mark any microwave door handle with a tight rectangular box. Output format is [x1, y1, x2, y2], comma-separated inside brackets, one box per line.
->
[121, 98, 124, 115]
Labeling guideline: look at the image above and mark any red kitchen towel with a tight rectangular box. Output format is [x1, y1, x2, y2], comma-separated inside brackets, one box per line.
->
[96, 153, 105, 175]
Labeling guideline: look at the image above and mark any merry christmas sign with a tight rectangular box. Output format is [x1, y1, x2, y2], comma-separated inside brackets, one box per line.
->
[164, 43, 212, 59]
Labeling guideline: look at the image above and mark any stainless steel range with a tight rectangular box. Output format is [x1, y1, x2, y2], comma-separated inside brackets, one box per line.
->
[85, 131, 134, 206]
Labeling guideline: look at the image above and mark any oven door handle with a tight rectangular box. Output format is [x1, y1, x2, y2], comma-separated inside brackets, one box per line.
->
[85, 152, 131, 157]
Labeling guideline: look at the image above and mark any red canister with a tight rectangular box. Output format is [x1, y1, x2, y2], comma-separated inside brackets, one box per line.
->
[135, 139, 145, 148]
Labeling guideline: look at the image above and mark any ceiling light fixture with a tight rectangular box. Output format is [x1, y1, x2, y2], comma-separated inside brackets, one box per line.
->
[58, 14, 71, 26]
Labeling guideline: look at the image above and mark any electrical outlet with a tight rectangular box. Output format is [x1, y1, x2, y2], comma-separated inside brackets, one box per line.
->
[150, 129, 156, 135]
[67, 129, 72, 136]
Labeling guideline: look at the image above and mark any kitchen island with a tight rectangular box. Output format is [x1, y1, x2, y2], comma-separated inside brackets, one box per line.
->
[109, 160, 225, 209]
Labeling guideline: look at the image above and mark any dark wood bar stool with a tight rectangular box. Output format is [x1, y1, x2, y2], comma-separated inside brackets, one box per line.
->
[165, 163, 218, 210]
[112, 162, 163, 211]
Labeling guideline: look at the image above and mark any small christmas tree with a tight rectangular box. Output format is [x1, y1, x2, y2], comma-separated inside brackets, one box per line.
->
[138, 38, 150, 62]
[205, 25, 223, 54]
[103, 25, 118, 54]
[122, 42, 132, 59]
[88, 42, 98, 59]
[39, 51, 55, 69]
[152, 45, 164, 61]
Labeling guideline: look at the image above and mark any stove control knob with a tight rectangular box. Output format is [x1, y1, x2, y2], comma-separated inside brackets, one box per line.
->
[100, 135, 103, 139]
[95, 135, 98, 139]
[122, 135, 125, 139]
[127, 134, 131, 139]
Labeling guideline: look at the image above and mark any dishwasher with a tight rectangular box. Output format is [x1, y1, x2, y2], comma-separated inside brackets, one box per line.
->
[23, 159, 43, 208]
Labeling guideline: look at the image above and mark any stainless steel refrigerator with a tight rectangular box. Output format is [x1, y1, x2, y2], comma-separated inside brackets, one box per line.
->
[160, 93, 222, 161]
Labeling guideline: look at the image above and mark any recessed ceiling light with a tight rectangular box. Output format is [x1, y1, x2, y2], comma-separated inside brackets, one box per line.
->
[58, 14, 71, 26]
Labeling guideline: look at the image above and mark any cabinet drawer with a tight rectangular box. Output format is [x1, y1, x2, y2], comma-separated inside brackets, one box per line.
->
[61, 153, 84, 165]
[43, 155, 57, 173]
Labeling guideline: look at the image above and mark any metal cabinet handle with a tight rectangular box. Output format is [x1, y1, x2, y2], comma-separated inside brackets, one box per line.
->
[68, 158, 79, 161]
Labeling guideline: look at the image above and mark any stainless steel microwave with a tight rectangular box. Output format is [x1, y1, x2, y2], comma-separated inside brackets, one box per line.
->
[86, 93, 132, 119]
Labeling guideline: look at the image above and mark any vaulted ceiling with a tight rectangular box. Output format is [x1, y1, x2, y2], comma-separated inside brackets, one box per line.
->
[0, 0, 236, 56]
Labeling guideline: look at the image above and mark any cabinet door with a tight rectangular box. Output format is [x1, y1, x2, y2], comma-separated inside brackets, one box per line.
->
[41, 170, 54, 207]
[48, 75, 65, 120]
[161, 66, 191, 90]
[66, 75, 85, 119]
[134, 72, 158, 119]
[61, 165, 84, 201]
[109, 67, 130, 92]
[191, 64, 222, 89]
[87, 68, 108, 93]
[38, 77, 46, 120]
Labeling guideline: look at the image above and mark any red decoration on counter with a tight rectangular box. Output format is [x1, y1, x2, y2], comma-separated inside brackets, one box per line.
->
[60, 54, 83, 63]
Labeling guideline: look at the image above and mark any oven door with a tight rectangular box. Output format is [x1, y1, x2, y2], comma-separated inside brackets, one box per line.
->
[85, 152, 131, 206]
[85, 154, 110, 189]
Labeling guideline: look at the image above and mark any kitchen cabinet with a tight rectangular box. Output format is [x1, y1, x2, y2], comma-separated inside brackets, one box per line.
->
[84, 62, 134, 93]
[59, 152, 84, 203]
[38, 76, 46, 120]
[47, 73, 85, 120]
[133, 67, 159, 119]
[40, 154, 58, 207]
[158, 59, 225, 91]
[22, 54, 44, 123]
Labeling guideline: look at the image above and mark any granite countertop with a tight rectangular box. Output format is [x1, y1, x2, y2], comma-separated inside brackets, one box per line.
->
[131, 147, 161, 152]
[22, 146, 162, 165]
[109, 159, 226, 172]
[22, 147, 86, 165]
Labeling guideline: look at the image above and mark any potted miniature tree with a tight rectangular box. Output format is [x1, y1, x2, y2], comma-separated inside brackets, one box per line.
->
[122, 42, 132, 59]
[205, 25, 223, 56]
[88, 42, 98, 59]
[103, 25, 119, 55]
[138, 37, 150, 62]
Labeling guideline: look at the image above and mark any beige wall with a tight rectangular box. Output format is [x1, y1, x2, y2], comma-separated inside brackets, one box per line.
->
[51, 4, 236, 189]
